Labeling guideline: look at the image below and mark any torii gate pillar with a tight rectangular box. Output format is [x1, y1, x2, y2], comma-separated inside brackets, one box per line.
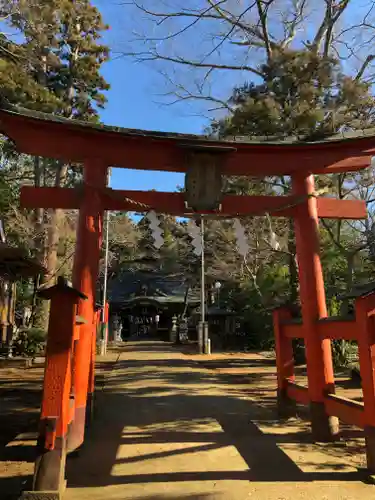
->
[67, 160, 106, 451]
[293, 173, 339, 441]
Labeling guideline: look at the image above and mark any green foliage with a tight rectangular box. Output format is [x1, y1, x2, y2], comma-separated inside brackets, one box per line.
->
[0, 169, 16, 213]
[332, 340, 358, 368]
[206, 48, 375, 355]
[212, 50, 375, 140]
[0, 0, 110, 330]
[0, 0, 110, 119]
[12, 327, 45, 358]
[1, 3, 375, 362]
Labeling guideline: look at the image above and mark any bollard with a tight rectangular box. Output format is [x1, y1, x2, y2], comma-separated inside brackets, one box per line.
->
[197, 322, 204, 354]
[356, 293, 375, 475]
[203, 322, 209, 354]
[22, 277, 86, 500]
[273, 306, 297, 418]
[86, 311, 98, 430]
[205, 338, 211, 355]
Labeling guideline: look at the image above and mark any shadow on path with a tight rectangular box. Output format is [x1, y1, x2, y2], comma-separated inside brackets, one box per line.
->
[65, 342, 367, 497]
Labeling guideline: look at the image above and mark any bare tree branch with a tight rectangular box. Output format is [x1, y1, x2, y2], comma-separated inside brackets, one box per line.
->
[312, 0, 351, 56]
[356, 54, 375, 80]
[255, 0, 273, 60]
[201, 2, 257, 63]
[280, 0, 309, 48]
[122, 49, 264, 76]
[130, 1, 228, 42]
[122, 0, 375, 110]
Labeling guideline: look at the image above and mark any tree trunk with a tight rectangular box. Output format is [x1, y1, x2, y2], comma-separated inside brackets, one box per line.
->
[287, 219, 298, 304]
[44, 162, 68, 286]
[32, 157, 47, 331]
[182, 284, 190, 317]
[32, 161, 68, 331]
[340, 252, 354, 316]
[335, 252, 355, 368]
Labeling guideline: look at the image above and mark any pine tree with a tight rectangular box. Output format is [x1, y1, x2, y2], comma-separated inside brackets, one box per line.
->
[208, 49, 375, 349]
[0, 0, 109, 117]
[212, 50, 375, 140]
[0, 0, 110, 329]
[211, 49, 375, 302]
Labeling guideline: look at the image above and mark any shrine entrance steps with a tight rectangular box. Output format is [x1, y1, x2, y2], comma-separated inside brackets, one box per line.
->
[64, 342, 371, 500]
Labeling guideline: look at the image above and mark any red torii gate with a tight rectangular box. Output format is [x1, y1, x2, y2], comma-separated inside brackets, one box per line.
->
[1, 103, 375, 493]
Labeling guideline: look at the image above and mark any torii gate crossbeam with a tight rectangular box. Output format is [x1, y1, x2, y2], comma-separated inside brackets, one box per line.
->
[2, 103, 375, 494]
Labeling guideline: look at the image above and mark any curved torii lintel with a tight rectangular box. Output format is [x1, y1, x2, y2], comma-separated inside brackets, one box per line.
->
[0, 103, 374, 175]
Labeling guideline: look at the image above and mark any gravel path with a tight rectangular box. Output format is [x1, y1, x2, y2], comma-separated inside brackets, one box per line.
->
[63, 342, 372, 500]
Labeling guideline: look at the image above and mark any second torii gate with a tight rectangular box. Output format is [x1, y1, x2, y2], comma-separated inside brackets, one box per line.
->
[1, 103, 375, 487]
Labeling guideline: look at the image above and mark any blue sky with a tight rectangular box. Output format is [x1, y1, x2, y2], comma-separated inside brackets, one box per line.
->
[93, 1, 207, 193]
[92, 0, 368, 194]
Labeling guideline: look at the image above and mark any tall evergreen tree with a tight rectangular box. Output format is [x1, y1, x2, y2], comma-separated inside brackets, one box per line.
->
[212, 50, 375, 140]
[208, 49, 375, 350]
[0, 0, 110, 329]
[0, 0, 109, 118]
